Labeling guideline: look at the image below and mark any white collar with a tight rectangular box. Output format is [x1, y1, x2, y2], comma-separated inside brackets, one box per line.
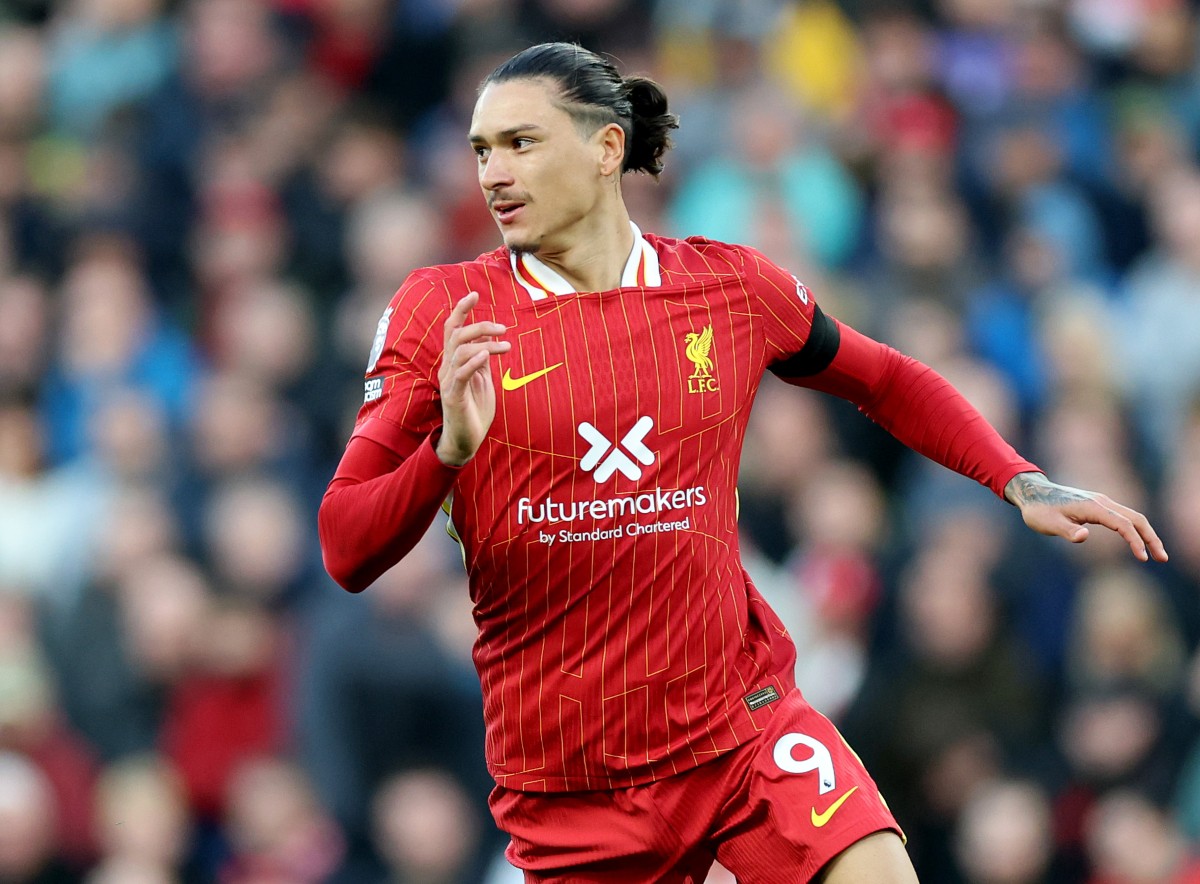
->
[509, 221, 661, 300]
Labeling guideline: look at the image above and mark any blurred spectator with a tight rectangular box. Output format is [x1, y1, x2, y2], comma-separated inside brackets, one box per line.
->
[842, 542, 1048, 871]
[199, 476, 311, 604]
[0, 592, 97, 868]
[131, 0, 286, 296]
[860, 185, 984, 337]
[763, 0, 861, 123]
[83, 856, 180, 884]
[781, 459, 887, 720]
[0, 750, 79, 883]
[367, 767, 483, 884]
[91, 754, 199, 883]
[0, 25, 46, 138]
[1054, 684, 1192, 861]
[1160, 449, 1200, 651]
[1085, 790, 1200, 884]
[296, 526, 491, 870]
[0, 275, 50, 398]
[40, 236, 199, 464]
[1119, 165, 1200, 464]
[737, 380, 835, 563]
[47, 552, 207, 762]
[161, 598, 286, 822]
[668, 81, 864, 273]
[183, 372, 301, 487]
[324, 189, 448, 455]
[45, 0, 178, 139]
[1066, 567, 1186, 698]
[0, 393, 107, 603]
[86, 389, 171, 485]
[954, 777, 1059, 884]
[218, 755, 343, 884]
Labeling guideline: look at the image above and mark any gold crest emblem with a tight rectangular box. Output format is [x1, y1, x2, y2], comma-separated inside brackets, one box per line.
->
[684, 325, 718, 393]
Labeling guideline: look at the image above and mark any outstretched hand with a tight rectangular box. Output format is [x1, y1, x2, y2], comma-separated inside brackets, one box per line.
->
[1004, 471, 1168, 563]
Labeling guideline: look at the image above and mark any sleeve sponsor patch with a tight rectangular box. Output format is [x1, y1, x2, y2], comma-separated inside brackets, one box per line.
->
[366, 307, 394, 374]
[790, 274, 810, 305]
[364, 377, 384, 402]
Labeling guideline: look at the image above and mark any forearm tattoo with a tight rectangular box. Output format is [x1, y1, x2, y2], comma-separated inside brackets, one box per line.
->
[1004, 471, 1094, 508]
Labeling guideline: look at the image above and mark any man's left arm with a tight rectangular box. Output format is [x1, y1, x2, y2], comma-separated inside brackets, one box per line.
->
[772, 312, 1168, 563]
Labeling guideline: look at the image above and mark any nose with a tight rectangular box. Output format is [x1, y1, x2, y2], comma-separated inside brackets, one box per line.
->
[480, 151, 514, 192]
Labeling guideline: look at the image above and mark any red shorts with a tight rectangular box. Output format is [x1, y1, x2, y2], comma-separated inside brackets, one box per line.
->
[489, 688, 902, 883]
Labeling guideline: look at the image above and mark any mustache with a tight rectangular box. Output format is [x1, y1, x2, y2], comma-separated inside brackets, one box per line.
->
[488, 191, 532, 208]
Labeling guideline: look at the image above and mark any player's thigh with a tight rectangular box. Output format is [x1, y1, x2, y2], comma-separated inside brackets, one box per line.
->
[710, 690, 906, 883]
[815, 831, 917, 883]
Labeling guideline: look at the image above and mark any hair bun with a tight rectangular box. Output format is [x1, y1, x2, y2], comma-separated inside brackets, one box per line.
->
[622, 76, 679, 176]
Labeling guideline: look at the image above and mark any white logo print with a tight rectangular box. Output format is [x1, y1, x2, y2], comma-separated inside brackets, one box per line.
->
[578, 416, 655, 482]
[790, 274, 810, 305]
[366, 307, 393, 374]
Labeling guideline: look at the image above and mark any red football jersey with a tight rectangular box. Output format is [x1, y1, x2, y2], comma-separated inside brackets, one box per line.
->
[354, 229, 821, 791]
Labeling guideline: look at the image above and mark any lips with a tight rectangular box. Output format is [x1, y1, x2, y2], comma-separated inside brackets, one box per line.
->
[492, 199, 525, 224]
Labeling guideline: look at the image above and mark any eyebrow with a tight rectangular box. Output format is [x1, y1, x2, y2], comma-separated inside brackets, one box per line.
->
[468, 124, 545, 144]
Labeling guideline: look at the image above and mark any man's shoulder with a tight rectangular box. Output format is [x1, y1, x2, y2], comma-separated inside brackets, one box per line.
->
[388, 248, 513, 310]
[645, 233, 756, 278]
[400, 248, 511, 293]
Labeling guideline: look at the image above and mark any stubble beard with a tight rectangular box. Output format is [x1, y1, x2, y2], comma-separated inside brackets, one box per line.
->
[505, 230, 543, 256]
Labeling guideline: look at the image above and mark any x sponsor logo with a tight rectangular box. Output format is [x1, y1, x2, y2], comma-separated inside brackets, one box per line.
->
[578, 417, 655, 483]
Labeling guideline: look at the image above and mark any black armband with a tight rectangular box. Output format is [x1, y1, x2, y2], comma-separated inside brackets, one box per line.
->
[770, 304, 841, 379]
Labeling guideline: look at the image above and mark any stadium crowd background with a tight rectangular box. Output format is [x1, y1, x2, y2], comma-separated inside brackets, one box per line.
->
[1, 0, 1200, 881]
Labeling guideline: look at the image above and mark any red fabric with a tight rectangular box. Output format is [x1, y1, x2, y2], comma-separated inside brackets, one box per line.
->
[318, 234, 1038, 794]
[23, 725, 99, 866]
[160, 670, 284, 818]
[320, 237, 816, 792]
[319, 431, 460, 592]
[491, 688, 901, 881]
[792, 321, 1041, 497]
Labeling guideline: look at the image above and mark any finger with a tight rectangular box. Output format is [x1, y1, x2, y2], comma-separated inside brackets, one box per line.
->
[451, 340, 511, 368]
[453, 348, 493, 385]
[1073, 500, 1148, 561]
[1112, 504, 1170, 563]
[441, 339, 510, 385]
[451, 320, 508, 347]
[447, 342, 509, 383]
[443, 291, 480, 349]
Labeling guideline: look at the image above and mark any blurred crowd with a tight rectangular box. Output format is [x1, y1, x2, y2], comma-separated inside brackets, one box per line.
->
[0, 0, 1199, 881]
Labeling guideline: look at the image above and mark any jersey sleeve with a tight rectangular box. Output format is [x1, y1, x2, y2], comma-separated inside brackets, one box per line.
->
[353, 269, 451, 457]
[739, 245, 823, 364]
[785, 320, 1043, 499]
[319, 270, 462, 593]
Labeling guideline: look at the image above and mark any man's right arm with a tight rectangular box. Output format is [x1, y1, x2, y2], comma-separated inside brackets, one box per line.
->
[319, 290, 509, 592]
[318, 430, 461, 593]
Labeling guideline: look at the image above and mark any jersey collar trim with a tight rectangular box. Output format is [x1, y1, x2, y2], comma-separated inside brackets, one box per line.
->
[508, 221, 660, 299]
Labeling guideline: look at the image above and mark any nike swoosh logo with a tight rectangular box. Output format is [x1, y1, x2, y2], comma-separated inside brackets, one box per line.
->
[501, 363, 563, 391]
[811, 786, 858, 828]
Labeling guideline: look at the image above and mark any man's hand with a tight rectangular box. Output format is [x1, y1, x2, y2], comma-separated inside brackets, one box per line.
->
[436, 292, 510, 467]
[1004, 471, 1168, 563]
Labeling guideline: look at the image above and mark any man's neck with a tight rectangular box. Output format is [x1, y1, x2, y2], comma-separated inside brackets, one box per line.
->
[533, 207, 635, 293]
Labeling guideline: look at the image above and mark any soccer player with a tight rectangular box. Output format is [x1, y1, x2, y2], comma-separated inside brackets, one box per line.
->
[318, 43, 1167, 883]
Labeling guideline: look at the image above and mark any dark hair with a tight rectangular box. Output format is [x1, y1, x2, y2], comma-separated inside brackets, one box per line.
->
[482, 42, 679, 177]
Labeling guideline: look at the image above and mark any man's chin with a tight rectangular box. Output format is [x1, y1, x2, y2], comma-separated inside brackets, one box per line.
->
[501, 231, 541, 255]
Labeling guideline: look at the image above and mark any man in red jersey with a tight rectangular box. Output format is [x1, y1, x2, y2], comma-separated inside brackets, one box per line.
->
[319, 43, 1168, 883]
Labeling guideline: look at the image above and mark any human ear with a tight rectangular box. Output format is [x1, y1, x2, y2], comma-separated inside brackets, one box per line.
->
[597, 123, 625, 177]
